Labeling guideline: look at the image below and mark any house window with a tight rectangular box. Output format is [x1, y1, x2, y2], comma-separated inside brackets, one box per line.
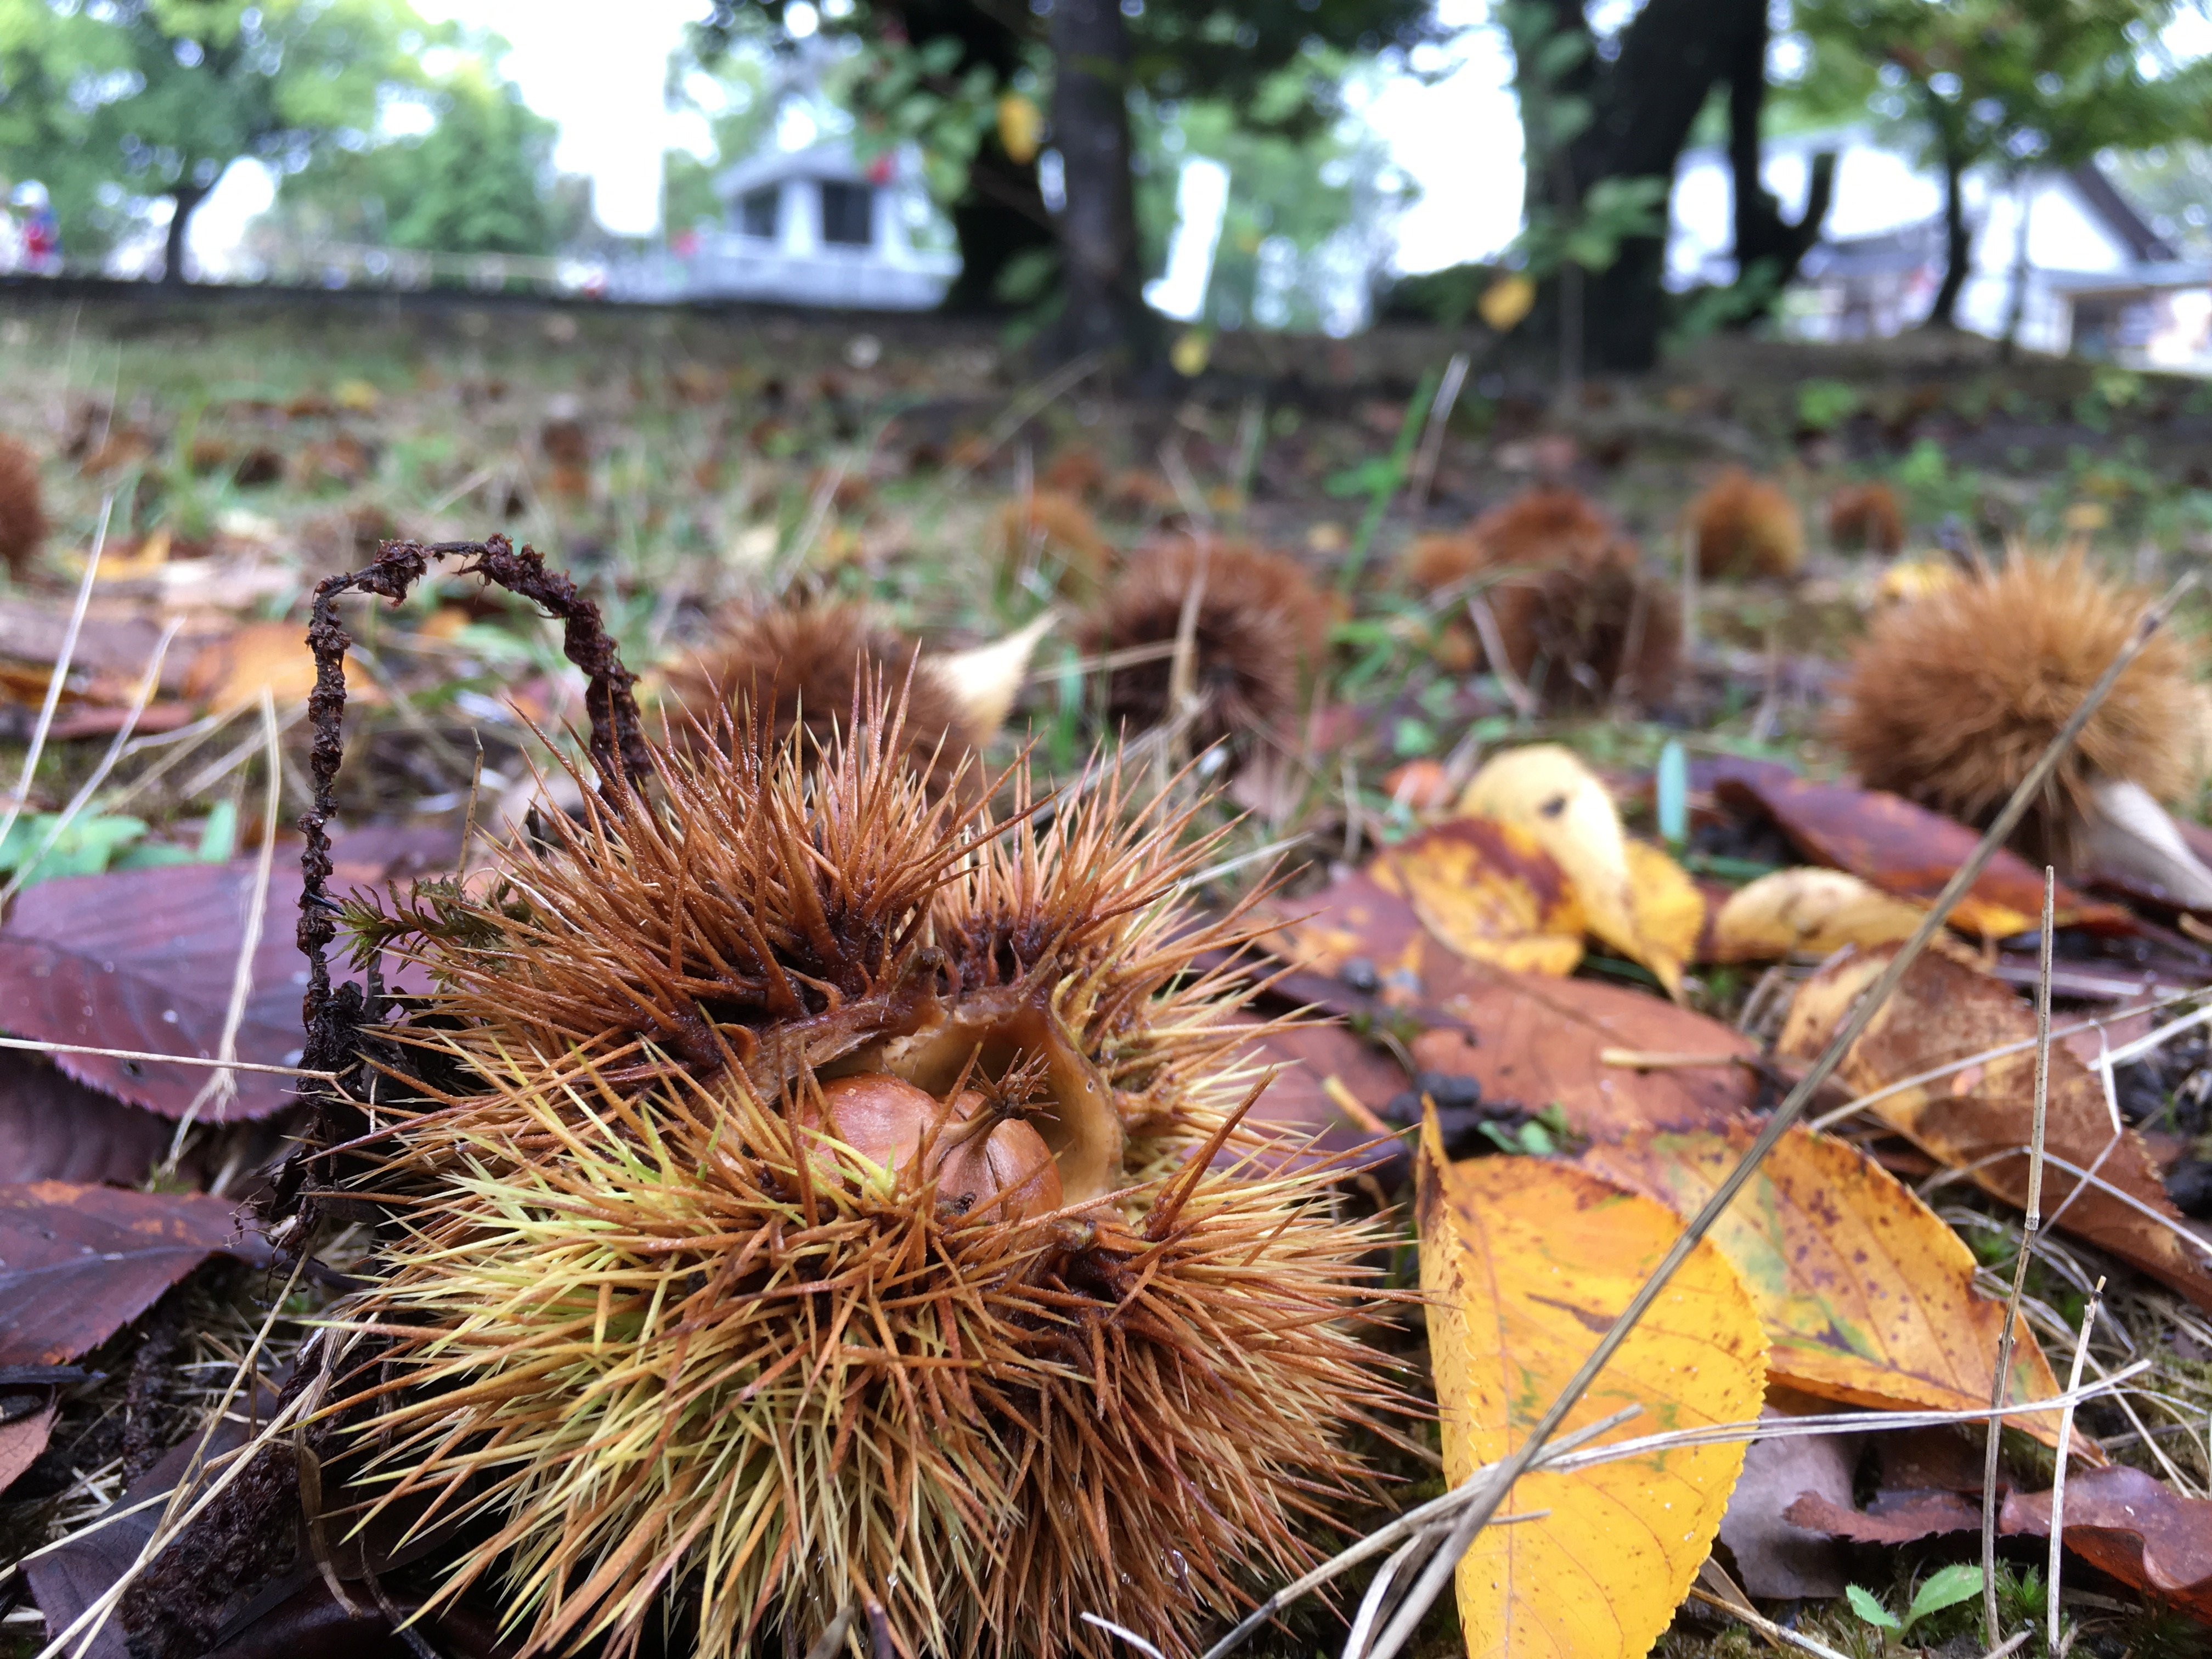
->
[739, 187, 778, 239]
[820, 182, 873, 247]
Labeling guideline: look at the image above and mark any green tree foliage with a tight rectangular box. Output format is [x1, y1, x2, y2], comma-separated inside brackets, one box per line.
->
[664, 47, 775, 238]
[272, 47, 566, 256]
[0, 0, 424, 280]
[1793, 0, 2212, 326]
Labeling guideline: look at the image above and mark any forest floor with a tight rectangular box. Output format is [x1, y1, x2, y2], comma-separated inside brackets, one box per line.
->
[1, 288, 2211, 1659]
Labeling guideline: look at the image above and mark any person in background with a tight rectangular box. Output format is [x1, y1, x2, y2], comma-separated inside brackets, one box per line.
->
[14, 183, 59, 274]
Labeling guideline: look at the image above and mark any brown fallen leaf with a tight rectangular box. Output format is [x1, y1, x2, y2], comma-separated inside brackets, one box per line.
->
[1579, 1123, 2076, 1449]
[1419, 1133, 1767, 1659]
[1370, 816, 1585, 977]
[1778, 944, 2212, 1311]
[0, 1181, 267, 1367]
[0, 1052, 198, 1184]
[182, 619, 322, 712]
[1788, 1466, 2212, 1621]
[1707, 755, 2129, 936]
[0, 828, 455, 1120]
[0, 1397, 57, 1496]
[1707, 867, 1930, 963]
[1408, 961, 1757, 1141]
[1232, 1016, 1407, 1173]
[1714, 1408, 1858, 1598]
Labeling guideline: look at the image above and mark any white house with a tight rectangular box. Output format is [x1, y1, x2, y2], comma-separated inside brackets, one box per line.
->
[1669, 125, 2212, 364]
[612, 137, 958, 308]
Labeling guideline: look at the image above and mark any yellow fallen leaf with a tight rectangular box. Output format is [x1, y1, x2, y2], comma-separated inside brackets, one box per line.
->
[1876, 556, 1955, 605]
[1370, 817, 1585, 978]
[1478, 273, 1536, 333]
[332, 378, 381, 414]
[996, 92, 1042, 165]
[1170, 330, 1210, 378]
[1579, 1122, 2076, 1451]
[1624, 838, 1703, 980]
[1419, 1125, 1766, 1659]
[183, 620, 321, 712]
[1460, 745, 1692, 1000]
[1778, 945, 2212, 1310]
[1708, 866, 1927, 962]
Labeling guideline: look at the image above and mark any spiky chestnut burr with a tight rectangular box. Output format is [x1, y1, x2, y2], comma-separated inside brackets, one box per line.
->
[1077, 537, 1329, 757]
[1826, 481, 1904, 555]
[1833, 550, 2212, 886]
[310, 697, 1398, 1659]
[0, 435, 46, 579]
[1401, 488, 1678, 709]
[1688, 466, 1803, 578]
[664, 602, 986, 799]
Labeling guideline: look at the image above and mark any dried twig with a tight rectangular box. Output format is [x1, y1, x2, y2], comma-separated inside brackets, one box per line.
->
[2049, 1279, 2104, 1653]
[1985, 868, 2056, 1646]
[0, 494, 110, 861]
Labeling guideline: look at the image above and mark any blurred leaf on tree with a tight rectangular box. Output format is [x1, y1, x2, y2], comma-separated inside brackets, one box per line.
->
[267, 34, 573, 258]
[0, 0, 430, 280]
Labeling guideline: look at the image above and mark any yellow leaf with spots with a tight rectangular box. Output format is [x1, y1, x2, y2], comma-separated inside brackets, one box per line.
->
[1578, 1122, 2078, 1452]
[1459, 745, 1697, 1000]
[1418, 1126, 1766, 1659]
[1708, 866, 1928, 962]
[1370, 816, 1585, 978]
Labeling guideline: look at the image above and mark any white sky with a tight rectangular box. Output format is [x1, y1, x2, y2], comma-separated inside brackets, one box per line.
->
[191, 0, 1528, 273]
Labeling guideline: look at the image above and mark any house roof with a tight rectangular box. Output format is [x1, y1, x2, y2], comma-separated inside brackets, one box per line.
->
[714, 138, 872, 202]
[2063, 161, 2177, 262]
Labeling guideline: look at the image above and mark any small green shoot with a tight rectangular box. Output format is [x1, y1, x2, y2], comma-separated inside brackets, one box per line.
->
[1845, 1565, 1983, 1639]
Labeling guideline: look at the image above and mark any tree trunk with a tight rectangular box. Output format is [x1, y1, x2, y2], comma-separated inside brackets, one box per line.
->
[1926, 112, 1971, 329]
[1509, 0, 1766, 373]
[1725, 7, 1836, 317]
[162, 180, 210, 286]
[1047, 0, 1153, 365]
[941, 150, 1057, 314]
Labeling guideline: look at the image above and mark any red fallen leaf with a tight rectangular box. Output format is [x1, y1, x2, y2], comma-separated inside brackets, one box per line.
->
[1706, 755, 2130, 936]
[1789, 1466, 2212, 1620]
[1237, 1017, 1408, 1138]
[0, 828, 456, 1121]
[1407, 962, 1757, 1141]
[0, 1395, 57, 1494]
[1782, 1486, 1982, 1545]
[1716, 1408, 1859, 1598]
[2004, 1465, 2212, 1617]
[0, 1181, 269, 1367]
[0, 1052, 195, 1185]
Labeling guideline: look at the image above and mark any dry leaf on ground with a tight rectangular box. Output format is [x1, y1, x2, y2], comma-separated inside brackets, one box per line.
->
[1706, 756, 2127, 936]
[1714, 1408, 1858, 1598]
[1370, 817, 1585, 977]
[0, 1181, 266, 1367]
[1787, 1465, 2212, 1620]
[0, 828, 455, 1120]
[1778, 944, 2212, 1311]
[0, 1397, 57, 1495]
[182, 619, 322, 712]
[1460, 744, 1701, 1000]
[1707, 867, 1929, 963]
[1407, 961, 1756, 1142]
[1579, 1123, 2076, 1448]
[0, 1052, 199, 1185]
[1419, 1130, 1767, 1659]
